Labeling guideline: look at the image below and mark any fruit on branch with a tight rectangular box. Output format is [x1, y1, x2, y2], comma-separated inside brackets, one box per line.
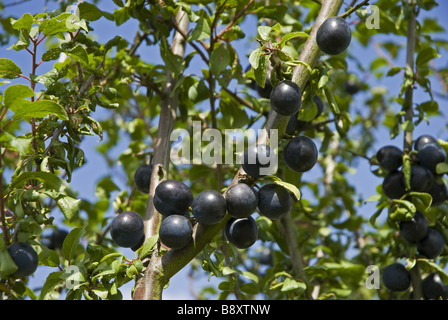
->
[376, 145, 403, 172]
[47, 229, 68, 250]
[110, 211, 145, 248]
[270, 80, 302, 116]
[225, 183, 258, 219]
[283, 136, 318, 173]
[7, 242, 39, 277]
[410, 165, 434, 193]
[257, 183, 292, 220]
[154, 180, 194, 216]
[241, 144, 276, 178]
[414, 134, 438, 151]
[159, 214, 193, 250]
[344, 74, 362, 95]
[428, 181, 448, 207]
[224, 216, 258, 249]
[192, 190, 227, 225]
[382, 171, 406, 199]
[286, 96, 324, 134]
[417, 228, 445, 259]
[382, 263, 411, 292]
[417, 143, 446, 174]
[259, 247, 273, 266]
[422, 273, 448, 300]
[134, 164, 154, 194]
[256, 72, 273, 99]
[316, 16, 352, 55]
[399, 211, 428, 243]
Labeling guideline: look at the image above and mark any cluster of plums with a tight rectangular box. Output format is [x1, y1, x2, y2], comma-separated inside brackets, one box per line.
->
[379, 135, 448, 204]
[382, 263, 448, 299]
[375, 134, 448, 298]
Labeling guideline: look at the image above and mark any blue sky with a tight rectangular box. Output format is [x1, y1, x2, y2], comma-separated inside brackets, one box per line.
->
[1, 0, 448, 300]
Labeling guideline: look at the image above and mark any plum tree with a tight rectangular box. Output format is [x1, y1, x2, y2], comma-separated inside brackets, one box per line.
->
[0, 0, 447, 302]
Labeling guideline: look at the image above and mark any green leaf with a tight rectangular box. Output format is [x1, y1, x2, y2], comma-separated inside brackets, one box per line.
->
[8, 29, 30, 51]
[12, 100, 69, 121]
[189, 17, 211, 41]
[2, 84, 34, 108]
[267, 175, 301, 200]
[257, 26, 272, 41]
[281, 277, 306, 292]
[436, 162, 448, 175]
[210, 43, 230, 77]
[78, 2, 114, 21]
[254, 55, 269, 89]
[136, 234, 159, 259]
[65, 44, 89, 65]
[0, 132, 32, 154]
[10, 171, 63, 191]
[56, 195, 81, 221]
[416, 47, 440, 68]
[39, 16, 71, 36]
[40, 271, 64, 299]
[11, 13, 34, 32]
[278, 32, 309, 48]
[386, 66, 403, 76]
[249, 47, 262, 70]
[0, 249, 18, 277]
[0, 58, 22, 79]
[62, 227, 85, 262]
[42, 47, 62, 62]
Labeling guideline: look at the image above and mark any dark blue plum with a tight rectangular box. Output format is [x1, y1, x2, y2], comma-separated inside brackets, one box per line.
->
[417, 144, 446, 174]
[159, 214, 193, 250]
[316, 16, 351, 55]
[382, 171, 406, 199]
[225, 183, 258, 219]
[414, 134, 438, 151]
[283, 136, 318, 173]
[399, 211, 428, 243]
[134, 164, 153, 194]
[382, 263, 411, 292]
[257, 184, 292, 220]
[417, 228, 445, 259]
[241, 144, 276, 178]
[376, 145, 403, 172]
[153, 180, 194, 216]
[225, 216, 258, 249]
[192, 190, 227, 225]
[110, 211, 144, 248]
[8, 242, 39, 277]
[270, 80, 302, 116]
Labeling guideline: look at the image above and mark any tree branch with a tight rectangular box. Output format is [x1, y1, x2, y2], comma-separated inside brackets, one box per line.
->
[132, 0, 346, 300]
[133, 7, 190, 300]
